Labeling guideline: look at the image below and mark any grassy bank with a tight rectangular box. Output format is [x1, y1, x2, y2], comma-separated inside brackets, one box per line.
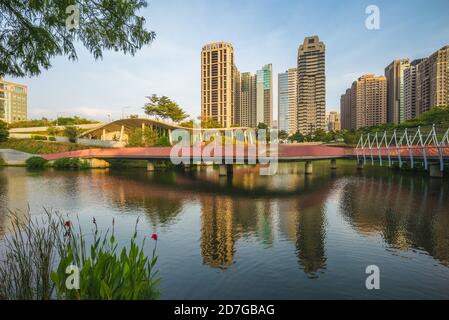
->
[0, 139, 95, 155]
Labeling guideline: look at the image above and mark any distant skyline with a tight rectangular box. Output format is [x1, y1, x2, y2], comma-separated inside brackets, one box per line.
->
[8, 0, 449, 122]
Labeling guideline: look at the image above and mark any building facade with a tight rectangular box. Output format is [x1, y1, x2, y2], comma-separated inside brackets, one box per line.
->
[256, 64, 273, 127]
[297, 36, 326, 134]
[404, 59, 426, 120]
[385, 59, 410, 124]
[326, 111, 341, 132]
[201, 42, 239, 128]
[278, 68, 298, 134]
[0, 78, 28, 124]
[340, 74, 387, 130]
[239, 72, 257, 128]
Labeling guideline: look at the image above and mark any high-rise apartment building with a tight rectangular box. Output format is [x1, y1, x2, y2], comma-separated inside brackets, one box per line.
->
[256, 64, 273, 127]
[239, 72, 257, 128]
[0, 78, 28, 124]
[326, 111, 341, 132]
[278, 68, 298, 134]
[297, 36, 326, 134]
[385, 59, 410, 124]
[404, 59, 426, 120]
[201, 42, 238, 128]
[416, 46, 449, 115]
[340, 74, 387, 130]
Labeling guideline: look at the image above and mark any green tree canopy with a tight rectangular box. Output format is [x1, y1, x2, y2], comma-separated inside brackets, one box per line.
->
[0, 0, 155, 77]
[278, 130, 289, 141]
[144, 95, 188, 123]
[0, 120, 9, 142]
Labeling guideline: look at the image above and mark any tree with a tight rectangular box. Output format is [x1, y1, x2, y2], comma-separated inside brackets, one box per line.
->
[200, 117, 221, 129]
[257, 123, 268, 130]
[0, 120, 9, 142]
[64, 126, 80, 143]
[0, 0, 155, 78]
[127, 126, 158, 147]
[289, 131, 304, 143]
[180, 120, 194, 128]
[47, 126, 60, 137]
[144, 95, 188, 123]
[278, 130, 289, 141]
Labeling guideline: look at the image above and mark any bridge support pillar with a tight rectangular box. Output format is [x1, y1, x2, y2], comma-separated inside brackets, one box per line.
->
[147, 161, 155, 172]
[85, 158, 110, 169]
[330, 159, 337, 170]
[219, 164, 233, 177]
[429, 164, 443, 178]
[305, 161, 313, 175]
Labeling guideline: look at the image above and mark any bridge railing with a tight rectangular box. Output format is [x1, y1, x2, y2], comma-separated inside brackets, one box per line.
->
[356, 124, 449, 172]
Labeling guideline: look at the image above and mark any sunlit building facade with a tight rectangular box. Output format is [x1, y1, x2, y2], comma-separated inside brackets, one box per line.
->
[0, 78, 27, 124]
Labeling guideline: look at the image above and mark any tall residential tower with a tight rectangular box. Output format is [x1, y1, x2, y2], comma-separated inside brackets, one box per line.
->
[278, 68, 298, 134]
[385, 59, 410, 124]
[0, 78, 28, 124]
[256, 64, 273, 127]
[297, 36, 326, 134]
[201, 42, 239, 128]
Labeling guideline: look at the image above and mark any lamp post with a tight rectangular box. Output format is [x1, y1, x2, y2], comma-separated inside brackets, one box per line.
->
[121, 107, 131, 120]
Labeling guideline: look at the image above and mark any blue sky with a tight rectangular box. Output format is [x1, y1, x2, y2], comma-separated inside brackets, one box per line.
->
[10, 0, 449, 122]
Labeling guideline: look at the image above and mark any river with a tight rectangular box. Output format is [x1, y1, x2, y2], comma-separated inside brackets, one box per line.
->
[0, 161, 448, 299]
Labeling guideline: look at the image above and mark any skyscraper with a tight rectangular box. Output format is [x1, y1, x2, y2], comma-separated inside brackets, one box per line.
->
[239, 72, 257, 128]
[0, 78, 28, 124]
[201, 42, 238, 128]
[326, 111, 341, 132]
[340, 74, 387, 130]
[256, 64, 273, 127]
[404, 59, 426, 120]
[278, 68, 298, 134]
[297, 36, 326, 134]
[385, 59, 410, 124]
[416, 46, 449, 115]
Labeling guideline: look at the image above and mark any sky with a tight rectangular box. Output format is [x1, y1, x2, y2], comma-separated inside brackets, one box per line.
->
[9, 0, 449, 122]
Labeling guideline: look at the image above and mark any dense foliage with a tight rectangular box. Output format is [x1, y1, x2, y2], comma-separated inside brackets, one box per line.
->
[0, 139, 94, 154]
[63, 126, 80, 143]
[26, 156, 48, 169]
[0, 0, 155, 78]
[53, 158, 89, 170]
[0, 120, 9, 142]
[144, 95, 188, 123]
[8, 117, 98, 129]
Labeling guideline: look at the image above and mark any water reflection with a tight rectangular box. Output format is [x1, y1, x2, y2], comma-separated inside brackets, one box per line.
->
[1, 163, 449, 298]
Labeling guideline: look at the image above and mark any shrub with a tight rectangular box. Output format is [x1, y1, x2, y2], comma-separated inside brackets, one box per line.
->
[0, 157, 5, 166]
[0, 120, 9, 142]
[52, 219, 160, 300]
[127, 127, 159, 147]
[32, 135, 48, 141]
[26, 157, 48, 169]
[53, 158, 89, 170]
[49, 136, 57, 142]
[154, 136, 171, 147]
[64, 126, 80, 143]
[47, 126, 61, 137]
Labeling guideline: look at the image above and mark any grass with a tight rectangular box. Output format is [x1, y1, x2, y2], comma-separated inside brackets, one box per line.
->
[0, 139, 96, 155]
[0, 210, 160, 300]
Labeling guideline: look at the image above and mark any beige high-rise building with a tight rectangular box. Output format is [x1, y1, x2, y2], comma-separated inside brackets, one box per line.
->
[416, 45, 449, 115]
[0, 78, 28, 124]
[297, 36, 326, 134]
[404, 59, 426, 120]
[385, 59, 410, 124]
[201, 42, 239, 128]
[239, 72, 257, 128]
[340, 74, 387, 130]
[256, 64, 273, 127]
[326, 111, 341, 132]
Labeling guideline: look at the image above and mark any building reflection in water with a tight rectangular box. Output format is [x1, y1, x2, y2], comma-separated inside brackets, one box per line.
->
[339, 175, 449, 266]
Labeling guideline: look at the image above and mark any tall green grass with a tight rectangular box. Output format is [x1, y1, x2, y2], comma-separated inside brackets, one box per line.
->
[0, 211, 160, 300]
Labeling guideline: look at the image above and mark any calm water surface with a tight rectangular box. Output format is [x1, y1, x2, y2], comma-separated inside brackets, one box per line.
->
[1, 161, 448, 299]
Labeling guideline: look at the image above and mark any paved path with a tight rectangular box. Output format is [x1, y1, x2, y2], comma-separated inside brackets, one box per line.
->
[0, 149, 37, 165]
[42, 145, 354, 162]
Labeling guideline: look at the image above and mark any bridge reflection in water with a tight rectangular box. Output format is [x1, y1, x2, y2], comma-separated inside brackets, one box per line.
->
[0, 162, 449, 298]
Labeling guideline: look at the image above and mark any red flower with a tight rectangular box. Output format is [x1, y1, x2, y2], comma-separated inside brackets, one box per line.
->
[151, 234, 158, 241]
[64, 221, 71, 228]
